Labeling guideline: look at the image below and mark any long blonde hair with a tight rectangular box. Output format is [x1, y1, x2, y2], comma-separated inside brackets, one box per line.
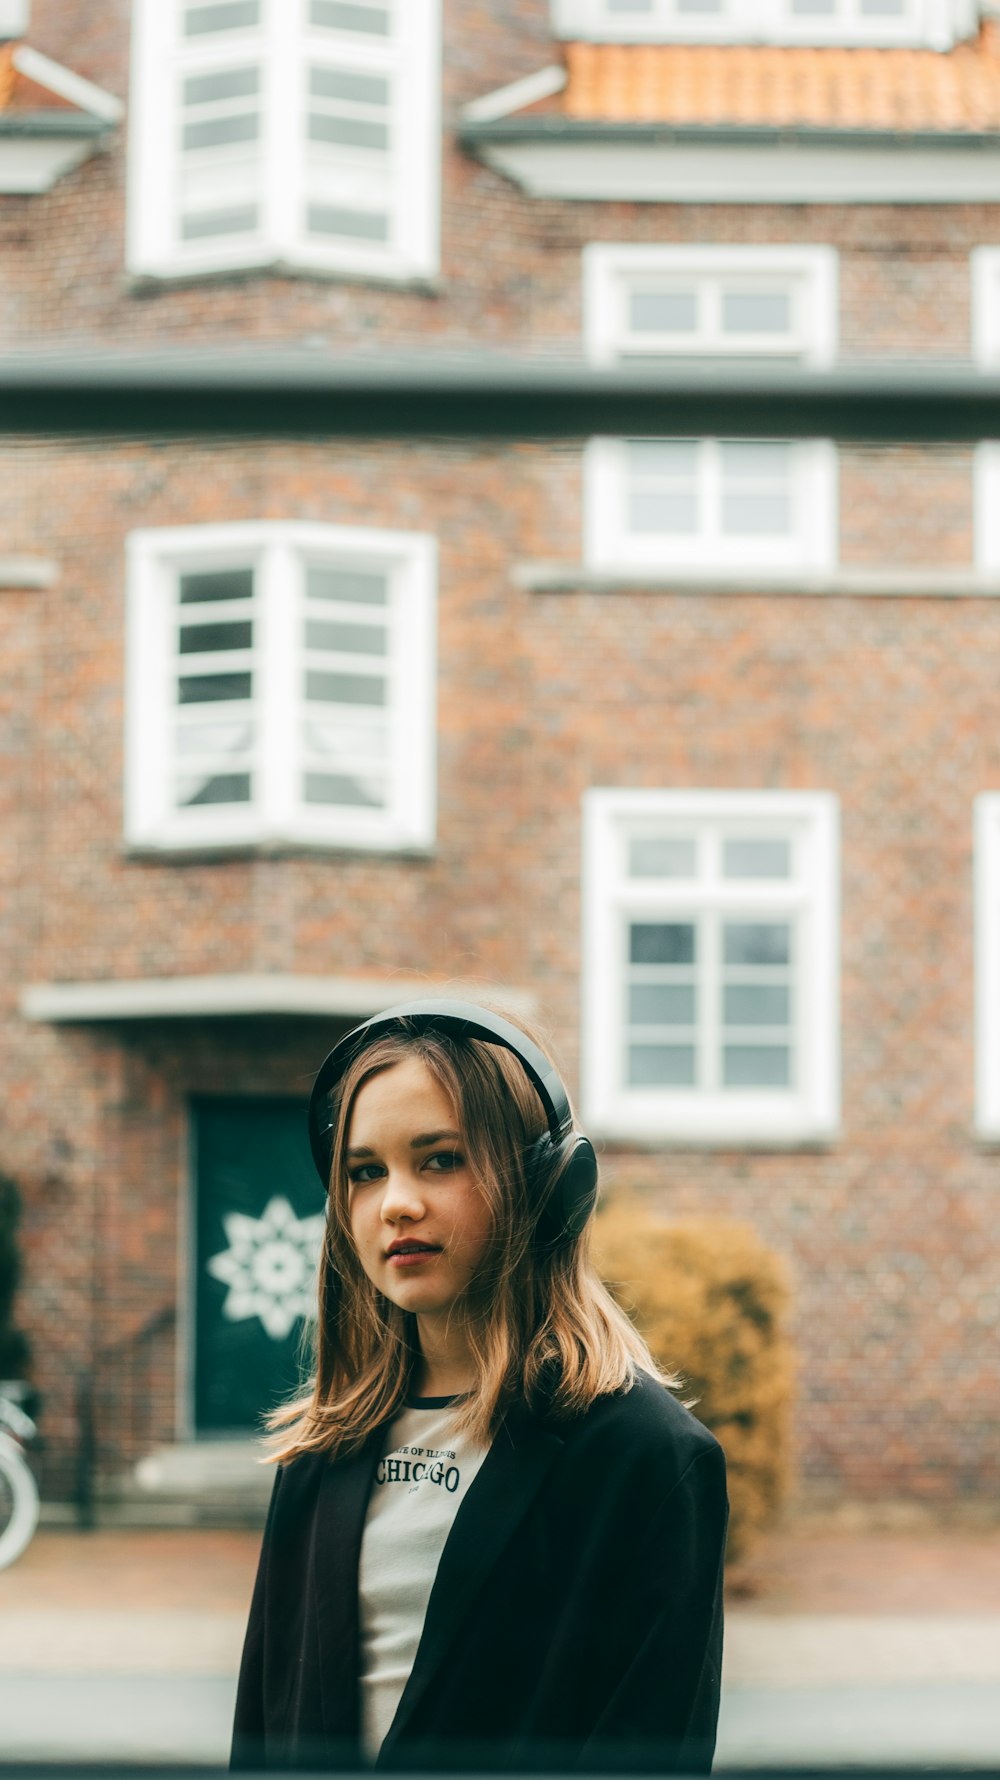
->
[265, 1013, 672, 1464]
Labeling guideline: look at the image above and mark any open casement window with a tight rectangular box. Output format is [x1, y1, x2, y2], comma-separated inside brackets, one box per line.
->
[582, 790, 840, 1143]
[125, 523, 436, 853]
[584, 247, 838, 369]
[584, 436, 837, 574]
[551, 0, 974, 47]
[975, 796, 1000, 1137]
[128, 0, 441, 281]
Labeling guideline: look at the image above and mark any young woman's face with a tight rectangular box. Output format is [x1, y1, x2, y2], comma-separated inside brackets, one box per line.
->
[345, 1053, 493, 1322]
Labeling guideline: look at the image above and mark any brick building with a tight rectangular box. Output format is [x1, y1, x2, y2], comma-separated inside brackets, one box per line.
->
[2, 0, 999, 1513]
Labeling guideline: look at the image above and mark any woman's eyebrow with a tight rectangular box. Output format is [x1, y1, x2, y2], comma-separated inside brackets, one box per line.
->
[410, 1130, 461, 1148]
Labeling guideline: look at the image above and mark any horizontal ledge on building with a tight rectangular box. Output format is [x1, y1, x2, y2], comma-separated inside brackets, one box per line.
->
[19, 972, 538, 1024]
[0, 555, 58, 588]
[515, 564, 1000, 598]
[0, 352, 999, 440]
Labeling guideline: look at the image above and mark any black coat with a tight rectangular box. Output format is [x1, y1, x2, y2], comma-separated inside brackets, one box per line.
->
[231, 1371, 728, 1773]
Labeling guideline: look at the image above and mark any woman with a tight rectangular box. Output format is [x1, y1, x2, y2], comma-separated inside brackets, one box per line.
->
[231, 1000, 728, 1773]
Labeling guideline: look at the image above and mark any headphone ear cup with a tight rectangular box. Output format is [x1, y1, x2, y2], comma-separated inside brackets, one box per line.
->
[524, 1132, 599, 1248]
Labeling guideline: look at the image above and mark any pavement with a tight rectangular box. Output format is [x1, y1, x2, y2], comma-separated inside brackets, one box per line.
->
[0, 1521, 998, 1767]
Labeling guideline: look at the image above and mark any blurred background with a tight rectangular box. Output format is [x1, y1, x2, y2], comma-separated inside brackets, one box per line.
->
[0, 0, 999, 1767]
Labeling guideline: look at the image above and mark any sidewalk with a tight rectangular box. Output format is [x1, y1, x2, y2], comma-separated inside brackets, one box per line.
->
[0, 1521, 998, 1766]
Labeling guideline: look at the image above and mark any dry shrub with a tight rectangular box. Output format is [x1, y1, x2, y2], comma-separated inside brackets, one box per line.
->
[593, 1195, 794, 1559]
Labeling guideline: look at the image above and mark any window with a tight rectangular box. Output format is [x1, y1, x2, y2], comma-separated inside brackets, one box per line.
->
[974, 444, 1000, 574]
[552, 0, 971, 46]
[975, 795, 1000, 1136]
[971, 248, 1000, 369]
[125, 522, 436, 852]
[584, 436, 837, 573]
[128, 0, 440, 281]
[582, 790, 840, 1142]
[584, 246, 837, 368]
[583, 247, 838, 575]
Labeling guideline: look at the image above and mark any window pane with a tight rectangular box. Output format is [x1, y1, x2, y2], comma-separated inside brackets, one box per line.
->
[678, 0, 722, 11]
[183, 114, 259, 152]
[184, 69, 259, 105]
[629, 290, 698, 334]
[722, 837, 791, 879]
[179, 621, 253, 654]
[305, 619, 387, 655]
[723, 1046, 791, 1087]
[177, 771, 252, 806]
[180, 568, 254, 604]
[722, 290, 791, 335]
[723, 984, 790, 1026]
[629, 923, 696, 966]
[178, 673, 252, 704]
[628, 1045, 696, 1087]
[724, 922, 790, 966]
[309, 115, 390, 150]
[628, 837, 697, 878]
[307, 566, 388, 605]
[307, 204, 390, 241]
[628, 440, 699, 476]
[628, 489, 699, 534]
[720, 442, 792, 537]
[629, 984, 696, 1025]
[176, 719, 253, 757]
[185, 1, 260, 34]
[791, 0, 835, 10]
[608, 0, 654, 10]
[310, 0, 391, 33]
[310, 67, 389, 105]
[861, 0, 905, 12]
[303, 771, 385, 808]
[182, 206, 258, 240]
[305, 671, 386, 706]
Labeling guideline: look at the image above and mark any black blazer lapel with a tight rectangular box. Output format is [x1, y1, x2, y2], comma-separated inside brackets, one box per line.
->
[378, 1409, 564, 1760]
[313, 1429, 384, 1745]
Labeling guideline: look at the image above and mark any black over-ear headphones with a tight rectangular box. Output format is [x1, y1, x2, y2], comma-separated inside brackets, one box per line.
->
[308, 998, 599, 1248]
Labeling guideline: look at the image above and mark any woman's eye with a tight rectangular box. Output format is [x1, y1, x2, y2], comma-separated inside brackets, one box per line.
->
[348, 1163, 384, 1186]
[426, 1150, 464, 1173]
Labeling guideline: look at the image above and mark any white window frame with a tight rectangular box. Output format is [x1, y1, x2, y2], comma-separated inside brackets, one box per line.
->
[974, 442, 1000, 574]
[584, 245, 838, 369]
[975, 794, 1000, 1137]
[551, 0, 974, 49]
[582, 789, 840, 1144]
[971, 247, 1000, 369]
[584, 435, 838, 574]
[125, 520, 436, 854]
[128, 0, 441, 282]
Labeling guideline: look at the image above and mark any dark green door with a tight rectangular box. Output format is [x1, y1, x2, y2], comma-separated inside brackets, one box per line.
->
[193, 1098, 325, 1433]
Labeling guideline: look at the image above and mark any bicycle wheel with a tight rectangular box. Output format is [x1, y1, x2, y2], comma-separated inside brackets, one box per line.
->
[0, 1433, 40, 1569]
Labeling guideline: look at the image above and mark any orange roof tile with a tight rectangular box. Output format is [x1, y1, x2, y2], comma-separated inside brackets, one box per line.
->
[561, 22, 1000, 134]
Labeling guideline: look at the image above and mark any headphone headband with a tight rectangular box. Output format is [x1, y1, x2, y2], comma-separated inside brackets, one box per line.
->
[308, 997, 574, 1186]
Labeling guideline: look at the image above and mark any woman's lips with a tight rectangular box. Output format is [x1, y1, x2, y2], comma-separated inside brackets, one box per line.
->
[386, 1245, 441, 1267]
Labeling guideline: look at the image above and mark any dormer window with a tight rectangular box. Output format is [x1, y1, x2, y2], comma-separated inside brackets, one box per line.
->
[128, 0, 440, 282]
[550, 0, 977, 48]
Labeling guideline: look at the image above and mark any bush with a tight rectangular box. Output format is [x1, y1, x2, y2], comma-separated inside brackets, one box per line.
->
[0, 1175, 30, 1380]
[593, 1196, 793, 1560]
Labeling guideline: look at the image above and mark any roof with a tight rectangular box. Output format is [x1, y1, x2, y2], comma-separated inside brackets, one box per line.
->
[0, 40, 121, 132]
[495, 20, 1000, 136]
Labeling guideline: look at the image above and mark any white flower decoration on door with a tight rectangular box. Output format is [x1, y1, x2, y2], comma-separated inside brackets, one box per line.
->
[207, 1196, 325, 1340]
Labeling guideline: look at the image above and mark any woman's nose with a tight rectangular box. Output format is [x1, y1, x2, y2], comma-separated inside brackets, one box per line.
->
[380, 1168, 425, 1222]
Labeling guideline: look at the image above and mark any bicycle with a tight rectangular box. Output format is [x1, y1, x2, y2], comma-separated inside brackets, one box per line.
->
[0, 1381, 40, 1569]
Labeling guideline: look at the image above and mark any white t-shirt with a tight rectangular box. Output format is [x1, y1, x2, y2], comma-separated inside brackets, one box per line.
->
[358, 1396, 490, 1762]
